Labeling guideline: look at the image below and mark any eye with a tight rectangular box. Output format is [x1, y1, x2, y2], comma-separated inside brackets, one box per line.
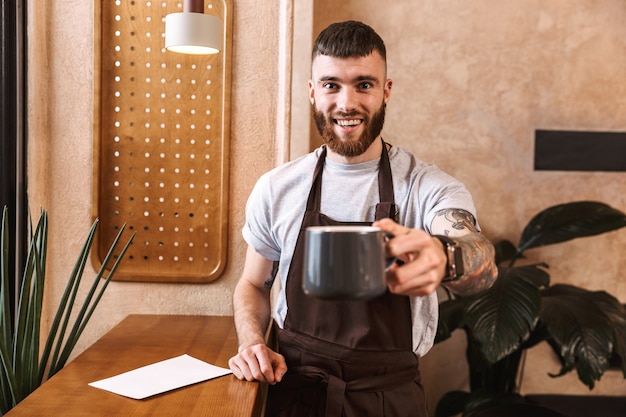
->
[322, 82, 338, 90]
[358, 82, 372, 90]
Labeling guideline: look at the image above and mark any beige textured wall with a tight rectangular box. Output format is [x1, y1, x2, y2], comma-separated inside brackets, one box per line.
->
[26, 0, 282, 360]
[26, 0, 625, 412]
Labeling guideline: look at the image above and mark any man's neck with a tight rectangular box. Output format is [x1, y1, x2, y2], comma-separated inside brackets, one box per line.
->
[325, 137, 384, 164]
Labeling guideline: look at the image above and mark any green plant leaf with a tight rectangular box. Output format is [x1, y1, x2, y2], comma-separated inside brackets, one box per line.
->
[517, 201, 626, 256]
[0, 206, 15, 414]
[511, 263, 550, 289]
[25, 212, 47, 395]
[49, 224, 135, 375]
[43, 219, 99, 380]
[435, 390, 470, 417]
[1, 207, 11, 350]
[13, 212, 48, 402]
[0, 209, 133, 414]
[0, 335, 19, 412]
[605, 306, 626, 378]
[435, 298, 465, 343]
[581, 292, 626, 378]
[540, 284, 615, 389]
[464, 266, 545, 363]
[436, 200, 626, 405]
[462, 389, 524, 416]
[493, 240, 518, 265]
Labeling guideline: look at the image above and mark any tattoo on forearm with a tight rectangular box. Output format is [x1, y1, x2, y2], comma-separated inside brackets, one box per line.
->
[264, 261, 279, 289]
[432, 209, 497, 295]
[450, 234, 498, 295]
[435, 209, 478, 234]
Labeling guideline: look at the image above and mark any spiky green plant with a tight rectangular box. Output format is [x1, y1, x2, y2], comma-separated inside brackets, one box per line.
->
[0, 207, 135, 414]
[434, 201, 626, 417]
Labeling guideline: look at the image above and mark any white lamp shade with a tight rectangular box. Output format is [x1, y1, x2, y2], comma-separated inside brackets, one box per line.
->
[165, 13, 221, 55]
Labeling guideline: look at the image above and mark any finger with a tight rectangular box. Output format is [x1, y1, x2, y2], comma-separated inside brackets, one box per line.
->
[229, 355, 256, 382]
[373, 218, 407, 235]
[387, 272, 439, 296]
[255, 350, 280, 384]
[386, 232, 431, 262]
[373, 219, 412, 259]
[237, 349, 270, 383]
[386, 254, 441, 295]
[228, 357, 244, 380]
[240, 345, 286, 384]
[272, 354, 288, 383]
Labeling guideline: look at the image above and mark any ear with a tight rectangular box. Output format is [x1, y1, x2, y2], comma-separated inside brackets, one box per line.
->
[384, 78, 392, 104]
[308, 79, 315, 105]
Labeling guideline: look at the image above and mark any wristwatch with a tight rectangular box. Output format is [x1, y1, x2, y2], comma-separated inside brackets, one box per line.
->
[433, 235, 464, 282]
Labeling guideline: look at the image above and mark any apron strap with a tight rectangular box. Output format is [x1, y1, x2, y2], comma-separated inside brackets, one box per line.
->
[375, 139, 399, 222]
[305, 145, 327, 212]
[378, 139, 395, 203]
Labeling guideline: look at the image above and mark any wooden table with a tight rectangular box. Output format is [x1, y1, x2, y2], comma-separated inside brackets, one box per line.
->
[5, 315, 265, 416]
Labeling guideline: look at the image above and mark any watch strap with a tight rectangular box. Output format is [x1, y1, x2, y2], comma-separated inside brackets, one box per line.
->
[433, 235, 465, 282]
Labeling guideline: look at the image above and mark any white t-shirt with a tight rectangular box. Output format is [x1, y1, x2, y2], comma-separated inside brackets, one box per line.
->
[243, 144, 478, 356]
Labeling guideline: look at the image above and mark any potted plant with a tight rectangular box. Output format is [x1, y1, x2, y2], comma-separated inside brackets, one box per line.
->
[434, 201, 626, 417]
[0, 207, 134, 414]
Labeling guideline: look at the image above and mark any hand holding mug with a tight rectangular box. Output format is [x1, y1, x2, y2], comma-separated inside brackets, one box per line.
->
[373, 218, 448, 297]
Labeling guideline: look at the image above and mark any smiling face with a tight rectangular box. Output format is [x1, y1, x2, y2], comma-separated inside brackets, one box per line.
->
[309, 51, 392, 162]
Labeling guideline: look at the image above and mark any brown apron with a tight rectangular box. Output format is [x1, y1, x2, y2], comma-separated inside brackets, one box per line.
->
[265, 140, 428, 417]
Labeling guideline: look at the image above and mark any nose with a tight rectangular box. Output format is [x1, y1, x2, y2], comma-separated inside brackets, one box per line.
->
[336, 88, 358, 113]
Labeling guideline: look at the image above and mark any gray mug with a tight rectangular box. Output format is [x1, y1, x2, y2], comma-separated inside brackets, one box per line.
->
[302, 225, 390, 300]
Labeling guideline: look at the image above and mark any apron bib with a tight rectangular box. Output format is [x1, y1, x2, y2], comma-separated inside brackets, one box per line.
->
[266, 140, 428, 417]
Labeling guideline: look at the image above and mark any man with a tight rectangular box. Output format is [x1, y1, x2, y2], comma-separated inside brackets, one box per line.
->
[228, 20, 497, 417]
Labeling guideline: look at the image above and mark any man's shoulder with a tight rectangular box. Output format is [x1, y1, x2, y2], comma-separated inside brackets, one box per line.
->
[252, 149, 320, 195]
[263, 149, 320, 181]
[387, 145, 466, 195]
[388, 144, 434, 175]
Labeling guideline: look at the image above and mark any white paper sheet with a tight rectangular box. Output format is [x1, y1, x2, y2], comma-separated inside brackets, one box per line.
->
[88, 354, 233, 399]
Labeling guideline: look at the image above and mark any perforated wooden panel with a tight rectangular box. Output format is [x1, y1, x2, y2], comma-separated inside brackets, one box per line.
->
[92, 0, 232, 282]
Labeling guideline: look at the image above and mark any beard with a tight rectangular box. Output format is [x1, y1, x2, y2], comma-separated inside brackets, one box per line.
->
[313, 101, 386, 158]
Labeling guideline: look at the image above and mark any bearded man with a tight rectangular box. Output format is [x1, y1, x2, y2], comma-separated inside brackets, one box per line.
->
[228, 20, 497, 417]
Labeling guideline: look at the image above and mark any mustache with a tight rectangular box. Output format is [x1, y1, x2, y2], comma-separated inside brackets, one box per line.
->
[332, 111, 365, 119]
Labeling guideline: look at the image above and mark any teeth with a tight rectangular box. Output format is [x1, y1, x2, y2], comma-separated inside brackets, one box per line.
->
[336, 119, 362, 127]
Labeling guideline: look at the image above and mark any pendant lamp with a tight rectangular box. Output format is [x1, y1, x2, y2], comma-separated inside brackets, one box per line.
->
[165, 0, 221, 55]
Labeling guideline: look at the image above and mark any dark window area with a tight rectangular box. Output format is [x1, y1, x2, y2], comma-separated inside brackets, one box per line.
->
[535, 129, 626, 172]
[1, 0, 27, 320]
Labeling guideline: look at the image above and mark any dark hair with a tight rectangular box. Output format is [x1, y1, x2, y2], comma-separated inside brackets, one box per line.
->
[312, 20, 386, 63]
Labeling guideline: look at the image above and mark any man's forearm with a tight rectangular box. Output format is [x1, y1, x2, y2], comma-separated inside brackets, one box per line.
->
[233, 280, 272, 350]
